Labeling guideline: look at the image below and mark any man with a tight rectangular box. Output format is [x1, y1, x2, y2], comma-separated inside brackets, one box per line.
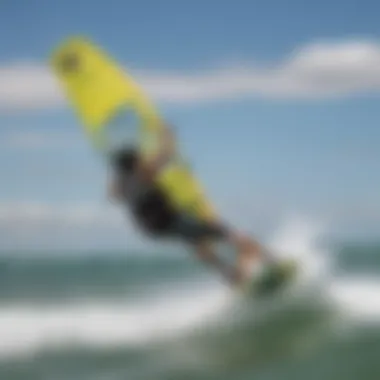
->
[107, 126, 269, 287]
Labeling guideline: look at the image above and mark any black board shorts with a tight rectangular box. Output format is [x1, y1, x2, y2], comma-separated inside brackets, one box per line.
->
[127, 185, 228, 242]
[138, 211, 228, 243]
[165, 214, 228, 243]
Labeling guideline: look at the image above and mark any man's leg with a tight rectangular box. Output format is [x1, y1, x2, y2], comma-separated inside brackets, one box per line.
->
[188, 218, 269, 278]
[170, 214, 270, 286]
[227, 232, 265, 283]
[190, 239, 240, 285]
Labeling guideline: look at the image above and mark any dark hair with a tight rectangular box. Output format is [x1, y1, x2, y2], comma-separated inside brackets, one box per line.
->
[111, 148, 139, 173]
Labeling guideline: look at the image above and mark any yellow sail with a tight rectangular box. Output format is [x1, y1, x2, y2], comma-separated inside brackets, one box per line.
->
[50, 37, 216, 221]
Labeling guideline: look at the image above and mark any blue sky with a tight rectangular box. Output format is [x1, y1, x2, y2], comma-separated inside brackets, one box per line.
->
[1, 0, 380, 250]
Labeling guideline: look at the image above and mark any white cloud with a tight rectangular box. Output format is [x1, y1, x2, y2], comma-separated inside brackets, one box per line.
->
[0, 201, 125, 226]
[1, 130, 82, 149]
[0, 201, 138, 251]
[0, 63, 63, 110]
[0, 199, 379, 251]
[2, 39, 380, 111]
[5, 131, 50, 148]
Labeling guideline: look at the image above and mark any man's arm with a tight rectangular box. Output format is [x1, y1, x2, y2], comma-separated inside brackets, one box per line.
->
[138, 125, 176, 180]
[107, 169, 123, 203]
[193, 241, 243, 286]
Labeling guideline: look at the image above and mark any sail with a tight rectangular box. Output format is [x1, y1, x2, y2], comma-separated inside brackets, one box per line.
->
[50, 37, 216, 221]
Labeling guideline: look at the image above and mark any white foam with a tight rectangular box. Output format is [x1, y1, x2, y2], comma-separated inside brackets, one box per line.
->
[268, 215, 330, 284]
[0, 283, 231, 359]
[328, 277, 380, 322]
[1, 215, 378, 361]
[269, 215, 380, 324]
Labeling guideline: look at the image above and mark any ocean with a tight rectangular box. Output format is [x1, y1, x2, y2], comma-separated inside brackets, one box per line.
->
[1, 222, 380, 380]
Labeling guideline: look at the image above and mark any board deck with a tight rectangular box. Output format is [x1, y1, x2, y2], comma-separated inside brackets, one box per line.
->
[242, 259, 298, 298]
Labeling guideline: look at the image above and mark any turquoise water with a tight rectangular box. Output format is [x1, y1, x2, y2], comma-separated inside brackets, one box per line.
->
[0, 240, 380, 380]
